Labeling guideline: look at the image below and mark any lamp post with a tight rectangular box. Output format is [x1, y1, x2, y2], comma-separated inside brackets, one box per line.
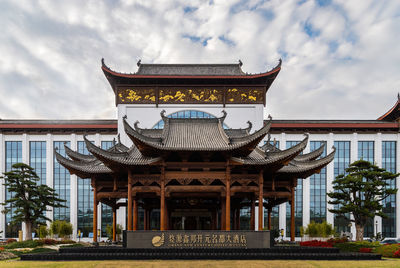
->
[375, 220, 378, 239]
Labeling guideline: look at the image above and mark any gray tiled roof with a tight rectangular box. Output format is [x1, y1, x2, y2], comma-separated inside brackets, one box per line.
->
[55, 150, 112, 178]
[124, 116, 270, 153]
[136, 64, 246, 76]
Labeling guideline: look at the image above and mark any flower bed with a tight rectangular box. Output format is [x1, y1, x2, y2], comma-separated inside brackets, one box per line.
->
[299, 240, 333, 247]
[374, 243, 400, 258]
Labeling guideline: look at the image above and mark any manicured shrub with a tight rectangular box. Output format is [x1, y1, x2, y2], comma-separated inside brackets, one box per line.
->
[106, 224, 122, 241]
[299, 240, 333, 248]
[374, 243, 400, 258]
[335, 241, 380, 252]
[359, 247, 373, 253]
[36, 225, 49, 239]
[6, 238, 16, 244]
[41, 238, 57, 245]
[56, 239, 76, 244]
[4, 239, 44, 249]
[303, 221, 335, 237]
[50, 220, 73, 239]
[393, 248, 400, 258]
[0, 247, 5, 251]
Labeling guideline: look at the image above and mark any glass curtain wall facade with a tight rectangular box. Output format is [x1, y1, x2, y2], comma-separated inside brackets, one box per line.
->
[5, 141, 22, 237]
[29, 141, 46, 185]
[153, 110, 229, 129]
[310, 141, 327, 223]
[333, 141, 351, 233]
[382, 141, 396, 237]
[101, 141, 113, 236]
[358, 141, 375, 237]
[285, 141, 303, 237]
[53, 141, 71, 221]
[77, 141, 93, 237]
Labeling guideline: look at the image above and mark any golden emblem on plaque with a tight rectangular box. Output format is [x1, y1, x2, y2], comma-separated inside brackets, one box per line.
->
[152, 233, 165, 247]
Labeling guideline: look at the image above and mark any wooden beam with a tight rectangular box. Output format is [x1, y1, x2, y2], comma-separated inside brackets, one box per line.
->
[225, 166, 231, 231]
[165, 171, 225, 180]
[97, 192, 127, 199]
[230, 186, 258, 194]
[263, 192, 291, 198]
[165, 162, 226, 169]
[165, 185, 225, 195]
[113, 176, 117, 192]
[127, 170, 133, 231]
[258, 170, 264, 231]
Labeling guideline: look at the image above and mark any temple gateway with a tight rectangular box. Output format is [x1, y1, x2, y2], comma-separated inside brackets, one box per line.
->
[55, 59, 335, 243]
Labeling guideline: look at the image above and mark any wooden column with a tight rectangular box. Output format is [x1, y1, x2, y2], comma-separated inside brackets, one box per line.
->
[258, 170, 264, 231]
[127, 170, 133, 231]
[221, 198, 226, 230]
[92, 178, 98, 243]
[225, 166, 231, 231]
[160, 166, 166, 231]
[268, 208, 272, 230]
[290, 186, 295, 241]
[112, 206, 117, 242]
[133, 197, 138, 231]
[250, 196, 255, 230]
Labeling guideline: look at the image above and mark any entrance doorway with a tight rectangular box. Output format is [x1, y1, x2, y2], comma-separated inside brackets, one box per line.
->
[170, 209, 212, 230]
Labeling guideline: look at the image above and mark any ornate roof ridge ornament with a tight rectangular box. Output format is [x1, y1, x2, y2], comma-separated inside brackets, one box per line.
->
[245, 121, 252, 133]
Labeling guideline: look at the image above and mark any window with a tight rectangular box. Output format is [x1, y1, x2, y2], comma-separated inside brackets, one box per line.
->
[54, 141, 71, 221]
[310, 141, 327, 223]
[358, 141, 375, 237]
[152, 110, 229, 129]
[5, 141, 22, 237]
[77, 141, 93, 237]
[285, 141, 303, 237]
[30, 141, 46, 185]
[382, 141, 396, 237]
[101, 141, 114, 236]
[333, 141, 351, 233]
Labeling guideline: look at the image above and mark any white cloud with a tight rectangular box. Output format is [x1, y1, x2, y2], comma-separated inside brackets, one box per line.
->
[0, 0, 399, 120]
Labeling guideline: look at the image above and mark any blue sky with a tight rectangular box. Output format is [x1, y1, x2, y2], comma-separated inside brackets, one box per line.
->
[0, 0, 399, 120]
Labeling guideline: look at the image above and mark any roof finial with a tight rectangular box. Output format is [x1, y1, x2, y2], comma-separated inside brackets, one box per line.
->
[238, 59, 243, 67]
[134, 120, 141, 131]
[268, 114, 273, 123]
[397, 92, 400, 101]
[113, 137, 116, 146]
[246, 121, 252, 132]
[220, 110, 227, 121]
[137, 59, 141, 67]
[117, 133, 121, 143]
[101, 58, 105, 66]
[123, 115, 127, 120]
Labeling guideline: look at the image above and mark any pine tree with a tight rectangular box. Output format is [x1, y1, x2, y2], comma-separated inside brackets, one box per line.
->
[1, 163, 66, 240]
[328, 160, 398, 241]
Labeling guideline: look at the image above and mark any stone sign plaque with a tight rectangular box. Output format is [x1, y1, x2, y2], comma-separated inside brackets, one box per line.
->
[123, 230, 271, 249]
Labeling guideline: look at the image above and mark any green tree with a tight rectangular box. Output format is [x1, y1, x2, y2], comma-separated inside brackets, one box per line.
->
[328, 160, 398, 241]
[1, 163, 66, 240]
[51, 220, 73, 239]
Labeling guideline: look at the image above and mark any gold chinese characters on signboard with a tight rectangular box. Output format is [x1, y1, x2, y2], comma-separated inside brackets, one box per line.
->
[117, 87, 264, 104]
[151, 233, 247, 248]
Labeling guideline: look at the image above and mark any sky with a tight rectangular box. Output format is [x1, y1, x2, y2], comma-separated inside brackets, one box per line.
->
[0, 0, 399, 120]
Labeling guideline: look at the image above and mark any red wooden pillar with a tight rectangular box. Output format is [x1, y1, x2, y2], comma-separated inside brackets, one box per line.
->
[112, 206, 117, 242]
[258, 170, 264, 231]
[127, 170, 133, 231]
[225, 166, 231, 231]
[144, 208, 148, 231]
[268, 208, 272, 230]
[160, 166, 166, 231]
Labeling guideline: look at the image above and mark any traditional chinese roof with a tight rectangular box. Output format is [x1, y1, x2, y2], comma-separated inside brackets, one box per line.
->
[123, 111, 270, 157]
[56, 111, 335, 182]
[101, 59, 282, 93]
[378, 94, 400, 121]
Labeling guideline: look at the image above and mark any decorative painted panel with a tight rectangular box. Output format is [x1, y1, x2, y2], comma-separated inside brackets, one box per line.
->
[116, 87, 265, 104]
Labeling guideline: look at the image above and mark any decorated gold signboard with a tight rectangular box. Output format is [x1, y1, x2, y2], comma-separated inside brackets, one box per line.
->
[117, 87, 264, 104]
[151, 232, 247, 248]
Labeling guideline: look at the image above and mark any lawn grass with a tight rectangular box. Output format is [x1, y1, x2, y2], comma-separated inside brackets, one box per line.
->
[1, 260, 400, 268]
